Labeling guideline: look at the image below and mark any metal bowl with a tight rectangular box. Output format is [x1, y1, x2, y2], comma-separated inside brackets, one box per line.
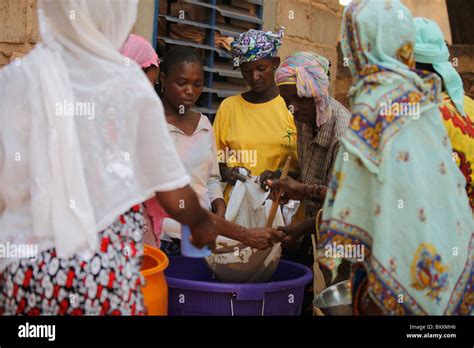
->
[313, 280, 353, 316]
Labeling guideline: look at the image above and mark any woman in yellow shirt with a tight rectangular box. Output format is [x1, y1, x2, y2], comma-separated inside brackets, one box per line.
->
[213, 28, 299, 197]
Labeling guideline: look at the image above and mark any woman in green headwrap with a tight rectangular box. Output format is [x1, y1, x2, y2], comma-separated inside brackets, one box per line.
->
[318, 0, 473, 315]
[414, 17, 474, 212]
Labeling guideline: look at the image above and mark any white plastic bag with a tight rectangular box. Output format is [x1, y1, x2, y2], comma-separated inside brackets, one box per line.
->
[206, 169, 297, 283]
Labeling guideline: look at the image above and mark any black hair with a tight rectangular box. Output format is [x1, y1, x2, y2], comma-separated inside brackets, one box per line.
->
[160, 46, 203, 75]
[415, 62, 445, 91]
[143, 65, 157, 74]
[415, 62, 442, 80]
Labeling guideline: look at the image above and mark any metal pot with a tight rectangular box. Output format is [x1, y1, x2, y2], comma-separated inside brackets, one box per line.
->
[313, 280, 353, 315]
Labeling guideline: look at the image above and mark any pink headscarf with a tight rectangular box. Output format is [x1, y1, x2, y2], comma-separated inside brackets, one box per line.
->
[120, 34, 160, 69]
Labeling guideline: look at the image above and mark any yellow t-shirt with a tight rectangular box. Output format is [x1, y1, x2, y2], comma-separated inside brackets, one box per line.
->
[213, 94, 299, 176]
[439, 92, 474, 210]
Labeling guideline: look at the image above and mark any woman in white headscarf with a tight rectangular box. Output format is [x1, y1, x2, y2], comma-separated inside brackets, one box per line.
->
[0, 0, 283, 315]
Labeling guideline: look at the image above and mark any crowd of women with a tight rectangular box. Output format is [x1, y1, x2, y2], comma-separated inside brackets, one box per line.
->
[0, 0, 472, 316]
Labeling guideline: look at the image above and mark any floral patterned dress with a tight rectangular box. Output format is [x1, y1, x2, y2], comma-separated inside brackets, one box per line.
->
[320, 0, 474, 316]
[0, 205, 146, 316]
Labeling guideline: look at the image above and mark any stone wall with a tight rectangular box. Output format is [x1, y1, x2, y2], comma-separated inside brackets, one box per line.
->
[0, 0, 39, 68]
[263, 0, 343, 96]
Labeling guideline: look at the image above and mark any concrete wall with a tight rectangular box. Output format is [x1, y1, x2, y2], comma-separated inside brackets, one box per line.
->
[0, 0, 39, 68]
[335, 43, 351, 108]
[263, 0, 343, 96]
[132, 0, 155, 45]
[2, 0, 472, 101]
[335, 0, 474, 107]
[402, 0, 452, 44]
[335, 45, 474, 109]
[0, 0, 154, 69]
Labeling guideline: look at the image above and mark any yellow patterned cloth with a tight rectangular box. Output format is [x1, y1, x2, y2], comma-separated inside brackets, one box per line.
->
[439, 92, 474, 211]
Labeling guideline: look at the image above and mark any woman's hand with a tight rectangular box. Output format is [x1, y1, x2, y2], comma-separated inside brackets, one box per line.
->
[211, 198, 226, 219]
[220, 164, 249, 185]
[277, 217, 315, 249]
[189, 213, 218, 250]
[155, 188, 217, 250]
[241, 228, 286, 250]
[258, 169, 281, 190]
[267, 177, 306, 201]
[277, 224, 304, 248]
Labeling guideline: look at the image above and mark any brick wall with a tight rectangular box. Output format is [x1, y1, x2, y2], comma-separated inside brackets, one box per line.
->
[0, 0, 39, 68]
[263, 0, 343, 96]
[0, 0, 153, 69]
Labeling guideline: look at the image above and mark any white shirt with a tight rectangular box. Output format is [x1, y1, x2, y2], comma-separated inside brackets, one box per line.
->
[163, 114, 224, 240]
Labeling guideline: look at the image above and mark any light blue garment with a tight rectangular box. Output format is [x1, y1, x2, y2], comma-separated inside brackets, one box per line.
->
[318, 0, 474, 315]
[340, 0, 440, 175]
[414, 17, 466, 116]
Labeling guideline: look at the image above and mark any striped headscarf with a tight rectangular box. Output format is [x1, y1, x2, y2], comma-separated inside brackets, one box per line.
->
[276, 51, 331, 127]
[231, 27, 284, 66]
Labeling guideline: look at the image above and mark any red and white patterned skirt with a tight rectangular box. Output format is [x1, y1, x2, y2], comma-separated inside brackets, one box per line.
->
[0, 205, 146, 315]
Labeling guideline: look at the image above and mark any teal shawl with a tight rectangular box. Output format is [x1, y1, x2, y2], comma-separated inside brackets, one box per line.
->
[414, 17, 466, 116]
[318, 0, 473, 315]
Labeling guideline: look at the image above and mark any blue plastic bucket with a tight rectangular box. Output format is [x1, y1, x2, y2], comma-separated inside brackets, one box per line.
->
[165, 256, 313, 316]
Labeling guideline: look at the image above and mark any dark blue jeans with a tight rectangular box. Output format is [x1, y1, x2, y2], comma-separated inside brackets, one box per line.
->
[160, 238, 181, 256]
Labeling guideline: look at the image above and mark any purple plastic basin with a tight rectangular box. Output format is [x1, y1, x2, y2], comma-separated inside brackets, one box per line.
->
[165, 256, 313, 316]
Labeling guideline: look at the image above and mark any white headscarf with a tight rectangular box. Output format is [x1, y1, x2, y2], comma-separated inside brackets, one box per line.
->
[0, 0, 190, 270]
